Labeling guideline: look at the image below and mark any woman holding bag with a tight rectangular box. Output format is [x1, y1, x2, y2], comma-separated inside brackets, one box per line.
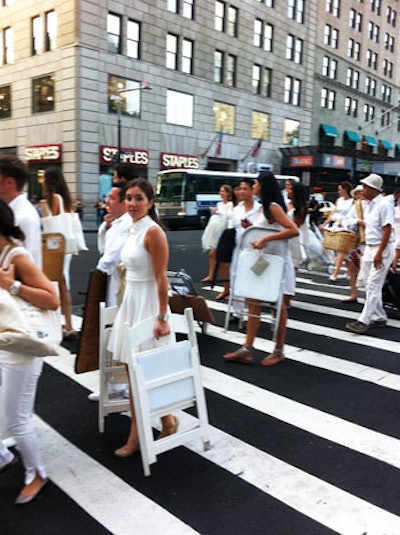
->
[0, 200, 59, 504]
[40, 168, 77, 339]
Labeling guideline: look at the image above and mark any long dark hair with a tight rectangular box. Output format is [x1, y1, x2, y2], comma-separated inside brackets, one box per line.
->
[0, 199, 25, 241]
[257, 171, 286, 219]
[124, 178, 165, 228]
[292, 182, 308, 225]
[44, 167, 73, 212]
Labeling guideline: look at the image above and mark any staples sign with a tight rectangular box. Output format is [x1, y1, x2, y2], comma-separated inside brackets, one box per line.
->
[160, 152, 200, 170]
[24, 144, 62, 163]
[100, 145, 149, 167]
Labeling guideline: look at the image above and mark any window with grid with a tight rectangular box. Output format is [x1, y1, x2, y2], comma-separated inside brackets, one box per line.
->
[370, 0, 381, 15]
[322, 56, 337, 78]
[166, 33, 178, 70]
[287, 0, 304, 24]
[381, 84, 391, 103]
[108, 75, 141, 117]
[262, 68, 272, 97]
[214, 50, 224, 83]
[251, 111, 270, 140]
[383, 59, 393, 78]
[254, 19, 262, 47]
[215, 1, 225, 32]
[346, 68, 359, 89]
[107, 13, 122, 54]
[32, 74, 55, 113]
[363, 103, 374, 122]
[252, 64, 261, 94]
[182, 38, 193, 74]
[32, 16, 43, 55]
[263, 23, 273, 51]
[345, 97, 358, 117]
[384, 33, 395, 52]
[45, 11, 57, 51]
[127, 20, 140, 59]
[182, 0, 194, 19]
[0, 84, 11, 119]
[226, 54, 236, 87]
[321, 88, 335, 110]
[284, 76, 301, 106]
[213, 101, 235, 134]
[227, 6, 238, 37]
[2, 27, 13, 64]
[326, 0, 340, 16]
[286, 34, 302, 63]
[283, 118, 300, 145]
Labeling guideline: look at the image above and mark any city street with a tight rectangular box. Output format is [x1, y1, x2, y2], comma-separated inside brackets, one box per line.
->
[1, 228, 400, 535]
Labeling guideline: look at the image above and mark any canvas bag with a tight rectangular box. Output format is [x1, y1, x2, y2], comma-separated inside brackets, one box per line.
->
[41, 193, 77, 254]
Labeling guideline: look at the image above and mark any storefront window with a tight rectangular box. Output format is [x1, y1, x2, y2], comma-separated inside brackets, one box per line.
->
[0, 85, 11, 119]
[283, 118, 300, 145]
[213, 101, 235, 134]
[32, 75, 55, 113]
[108, 75, 141, 117]
[251, 111, 270, 140]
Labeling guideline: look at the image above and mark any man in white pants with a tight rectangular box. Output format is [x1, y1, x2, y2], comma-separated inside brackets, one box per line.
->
[346, 174, 394, 334]
[88, 185, 131, 401]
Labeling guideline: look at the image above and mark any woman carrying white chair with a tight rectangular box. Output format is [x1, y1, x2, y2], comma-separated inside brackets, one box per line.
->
[108, 179, 178, 458]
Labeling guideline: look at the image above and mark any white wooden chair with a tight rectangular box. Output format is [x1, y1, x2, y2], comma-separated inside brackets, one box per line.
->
[98, 302, 130, 433]
[124, 308, 211, 476]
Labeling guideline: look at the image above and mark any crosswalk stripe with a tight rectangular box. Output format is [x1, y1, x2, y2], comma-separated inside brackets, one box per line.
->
[36, 416, 199, 535]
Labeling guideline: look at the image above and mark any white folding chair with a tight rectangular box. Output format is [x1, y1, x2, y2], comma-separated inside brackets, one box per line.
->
[98, 302, 130, 433]
[124, 308, 210, 476]
[224, 226, 288, 342]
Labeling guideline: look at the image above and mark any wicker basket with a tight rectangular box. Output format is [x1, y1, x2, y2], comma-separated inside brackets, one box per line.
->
[322, 229, 359, 253]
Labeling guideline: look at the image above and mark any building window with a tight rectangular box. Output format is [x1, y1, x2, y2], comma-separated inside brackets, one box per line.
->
[182, 38, 193, 74]
[380, 110, 390, 128]
[384, 33, 395, 52]
[382, 59, 393, 78]
[213, 101, 235, 134]
[263, 23, 273, 52]
[45, 11, 57, 51]
[326, 0, 340, 17]
[226, 54, 236, 87]
[252, 64, 261, 94]
[345, 97, 358, 117]
[368, 22, 379, 43]
[108, 75, 142, 117]
[32, 16, 43, 55]
[107, 13, 121, 54]
[321, 88, 336, 109]
[324, 25, 338, 48]
[322, 56, 337, 78]
[0, 84, 11, 119]
[366, 49, 378, 70]
[166, 89, 193, 127]
[381, 84, 391, 103]
[349, 9, 362, 30]
[167, 0, 178, 13]
[127, 20, 140, 59]
[365, 76, 376, 96]
[287, 0, 304, 24]
[214, 50, 224, 83]
[227, 6, 238, 37]
[182, 0, 194, 19]
[363, 103, 375, 122]
[262, 67, 272, 97]
[254, 20, 273, 51]
[386, 6, 397, 26]
[284, 76, 301, 106]
[254, 19, 262, 47]
[166, 33, 178, 70]
[346, 68, 359, 89]
[286, 34, 303, 63]
[251, 111, 270, 140]
[371, 0, 381, 15]
[32, 74, 55, 113]
[1, 27, 14, 64]
[283, 118, 300, 145]
[215, 1, 225, 32]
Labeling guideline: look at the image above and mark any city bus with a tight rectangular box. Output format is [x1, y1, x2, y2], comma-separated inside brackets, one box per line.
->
[155, 169, 299, 228]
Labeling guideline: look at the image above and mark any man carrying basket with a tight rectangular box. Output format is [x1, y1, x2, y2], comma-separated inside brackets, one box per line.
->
[346, 174, 395, 334]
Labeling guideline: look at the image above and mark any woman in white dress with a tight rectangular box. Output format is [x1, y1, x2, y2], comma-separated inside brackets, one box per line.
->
[201, 184, 233, 283]
[223, 171, 298, 366]
[108, 178, 177, 457]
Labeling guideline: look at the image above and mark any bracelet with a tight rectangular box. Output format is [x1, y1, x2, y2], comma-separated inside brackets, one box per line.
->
[8, 280, 22, 296]
[157, 314, 168, 322]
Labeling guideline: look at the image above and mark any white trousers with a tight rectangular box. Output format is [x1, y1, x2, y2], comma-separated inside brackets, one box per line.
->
[0, 359, 47, 484]
[358, 246, 394, 325]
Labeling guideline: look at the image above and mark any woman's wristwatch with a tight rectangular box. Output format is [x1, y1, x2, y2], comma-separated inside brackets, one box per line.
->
[157, 314, 168, 322]
[9, 280, 22, 296]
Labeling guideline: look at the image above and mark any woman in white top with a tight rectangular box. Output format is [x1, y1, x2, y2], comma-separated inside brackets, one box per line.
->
[320, 181, 354, 281]
[223, 171, 298, 366]
[201, 184, 233, 283]
[0, 200, 59, 505]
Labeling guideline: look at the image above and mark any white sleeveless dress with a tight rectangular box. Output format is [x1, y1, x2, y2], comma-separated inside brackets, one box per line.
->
[108, 215, 174, 363]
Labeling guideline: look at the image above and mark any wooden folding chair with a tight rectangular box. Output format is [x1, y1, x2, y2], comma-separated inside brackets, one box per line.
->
[98, 302, 130, 433]
[124, 308, 210, 476]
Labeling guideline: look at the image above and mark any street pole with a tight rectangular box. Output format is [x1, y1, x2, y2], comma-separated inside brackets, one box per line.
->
[116, 82, 152, 163]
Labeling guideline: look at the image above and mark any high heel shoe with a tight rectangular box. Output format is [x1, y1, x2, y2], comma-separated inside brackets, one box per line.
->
[114, 441, 140, 457]
[158, 416, 179, 439]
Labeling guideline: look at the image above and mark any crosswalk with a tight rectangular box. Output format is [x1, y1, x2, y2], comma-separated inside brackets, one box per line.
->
[2, 266, 400, 535]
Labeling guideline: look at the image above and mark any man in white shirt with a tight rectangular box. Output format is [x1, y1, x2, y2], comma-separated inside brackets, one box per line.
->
[232, 178, 261, 245]
[0, 155, 42, 268]
[346, 174, 394, 334]
[88, 185, 131, 401]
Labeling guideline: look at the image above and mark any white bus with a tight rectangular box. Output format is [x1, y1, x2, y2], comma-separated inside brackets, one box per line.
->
[155, 169, 299, 228]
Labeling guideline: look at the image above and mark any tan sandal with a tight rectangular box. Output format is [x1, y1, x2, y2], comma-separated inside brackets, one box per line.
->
[261, 348, 285, 367]
[223, 346, 254, 364]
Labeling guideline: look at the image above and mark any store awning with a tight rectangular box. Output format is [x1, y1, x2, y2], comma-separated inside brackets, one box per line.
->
[379, 139, 393, 150]
[344, 130, 361, 143]
[320, 123, 339, 137]
[362, 135, 377, 147]
[396, 143, 400, 152]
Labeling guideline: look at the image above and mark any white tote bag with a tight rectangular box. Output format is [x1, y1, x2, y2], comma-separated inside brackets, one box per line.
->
[41, 194, 77, 254]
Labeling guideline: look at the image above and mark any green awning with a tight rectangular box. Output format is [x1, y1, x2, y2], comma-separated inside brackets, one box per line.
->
[344, 130, 361, 143]
[320, 123, 339, 137]
[379, 139, 393, 150]
[362, 135, 377, 147]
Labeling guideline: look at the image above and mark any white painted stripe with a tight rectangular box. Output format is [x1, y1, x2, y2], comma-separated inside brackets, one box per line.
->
[36, 417, 198, 535]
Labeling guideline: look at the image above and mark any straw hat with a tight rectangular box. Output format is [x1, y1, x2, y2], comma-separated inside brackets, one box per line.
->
[360, 173, 383, 191]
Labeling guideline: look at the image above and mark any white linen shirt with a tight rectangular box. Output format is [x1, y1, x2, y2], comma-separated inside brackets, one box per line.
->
[96, 212, 131, 306]
[232, 200, 261, 243]
[9, 194, 42, 268]
[364, 194, 394, 246]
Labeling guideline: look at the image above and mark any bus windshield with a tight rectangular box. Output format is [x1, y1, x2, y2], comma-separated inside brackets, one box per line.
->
[156, 172, 186, 200]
